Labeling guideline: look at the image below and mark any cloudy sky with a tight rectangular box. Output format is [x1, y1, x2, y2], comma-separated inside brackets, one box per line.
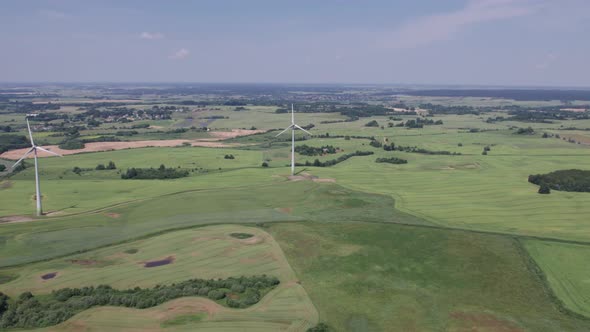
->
[1, 0, 589, 86]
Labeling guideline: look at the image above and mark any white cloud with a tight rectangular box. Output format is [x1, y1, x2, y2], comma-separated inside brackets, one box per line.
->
[535, 53, 557, 70]
[38, 9, 67, 20]
[169, 48, 190, 60]
[140, 32, 165, 40]
[383, 0, 543, 49]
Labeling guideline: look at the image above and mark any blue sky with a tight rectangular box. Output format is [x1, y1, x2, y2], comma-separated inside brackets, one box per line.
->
[1, 0, 589, 86]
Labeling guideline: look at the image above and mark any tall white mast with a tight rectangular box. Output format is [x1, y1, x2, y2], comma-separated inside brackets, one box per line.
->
[276, 104, 311, 175]
[12, 117, 62, 216]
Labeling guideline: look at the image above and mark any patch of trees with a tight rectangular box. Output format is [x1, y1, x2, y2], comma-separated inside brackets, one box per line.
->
[224, 154, 235, 159]
[0, 275, 279, 329]
[121, 164, 189, 179]
[0, 135, 29, 154]
[403, 89, 590, 101]
[0, 125, 12, 132]
[295, 144, 339, 156]
[376, 157, 408, 164]
[365, 120, 379, 127]
[419, 103, 480, 115]
[399, 117, 443, 128]
[515, 127, 535, 135]
[308, 323, 333, 332]
[278, 103, 392, 119]
[528, 169, 590, 193]
[296, 151, 374, 167]
[11, 102, 61, 113]
[487, 109, 590, 124]
[115, 130, 139, 136]
[0, 165, 5, 172]
[95, 161, 116, 170]
[58, 139, 84, 150]
[380, 141, 461, 155]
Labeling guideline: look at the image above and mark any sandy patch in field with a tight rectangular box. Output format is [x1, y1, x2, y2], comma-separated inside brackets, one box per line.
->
[287, 172, 336, 183]
[450, 311, 523, 332]
[0, 129, 264, 160]
[69, 259, 100, 266]
[561, 134, 590, 145]
[0, 215, 35, 223]
[209, 129, 266, 139]
[0, 140, 240, 160]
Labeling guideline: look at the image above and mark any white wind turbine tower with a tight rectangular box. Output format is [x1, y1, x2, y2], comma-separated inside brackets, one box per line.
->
[275, 104, 311, 175]
[12, 117, 62, 216]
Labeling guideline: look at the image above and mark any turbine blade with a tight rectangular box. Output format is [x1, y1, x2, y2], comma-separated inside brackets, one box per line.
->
[275, 125, 293, 137]
[26, 118, 35, 146]
[294, 124, 312, 135]
[12, 147, 35, 168]
[36, 146, 62, 157]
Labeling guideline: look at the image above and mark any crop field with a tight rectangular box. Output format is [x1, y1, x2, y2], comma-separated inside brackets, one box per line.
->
[0, 225, 318, 331]
[269, 222, 590, 331]
[2, 85, 590, 331]
[524, 240, 590, 317]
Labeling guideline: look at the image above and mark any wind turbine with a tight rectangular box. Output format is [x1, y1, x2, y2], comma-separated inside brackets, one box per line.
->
[12, 117, 62, 216]
[275, 104, 311, 175]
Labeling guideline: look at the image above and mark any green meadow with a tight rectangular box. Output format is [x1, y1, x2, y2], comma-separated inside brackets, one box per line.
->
[2, 102, 590, 330]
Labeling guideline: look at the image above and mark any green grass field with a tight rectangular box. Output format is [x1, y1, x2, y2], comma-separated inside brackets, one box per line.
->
[269, 221, 590, 331]
[1, 224, 318, 331]
[524, 240, 590, 317]
[3, 102, 590, 330]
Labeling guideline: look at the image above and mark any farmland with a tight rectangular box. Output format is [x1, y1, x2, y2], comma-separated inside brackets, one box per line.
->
[1, 83, 590, 330]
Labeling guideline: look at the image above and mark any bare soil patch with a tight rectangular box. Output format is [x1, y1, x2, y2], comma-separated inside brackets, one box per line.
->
[69, 259, 99, 266]
[209, 129, 266, 139]
[144, 256, 175, 268]
[0, 215, 34, 224]
[450, 311, 523, 332]
[0, 140, 239, 160]
[104, 212, 121, 218]
[0, 181, 13, 189]
[41, 272, 57, 280]
[278, 207, 293, 214]
[287, 173, 336, 183]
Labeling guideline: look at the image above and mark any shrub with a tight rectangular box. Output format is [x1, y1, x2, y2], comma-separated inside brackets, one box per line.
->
[106, 161, 116, 170]
[0, 165, 5, 172]
[224, 154, 235, 159]
[121, 165, 189, 179]
[538, 184, 551, 194]
[308, 323, 332, 332]
[95, 164, 105, 170]
[72, 167, 82, 175]
[365, 120, 379, 127]
[375, 157, 408, 164]
[58, 139, 84, 150]
[515, 127, 535, 135]
[207, 289, 226, 300]
[261, 162, 269, 168]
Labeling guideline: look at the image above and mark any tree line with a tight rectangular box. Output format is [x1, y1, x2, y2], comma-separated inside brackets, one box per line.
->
[121, 164, 189, 179]
[528, 169, 590, 193]
[0, 275, 279, 329]
[296, 151, 374, 167]
[295, 144, 339, 156]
